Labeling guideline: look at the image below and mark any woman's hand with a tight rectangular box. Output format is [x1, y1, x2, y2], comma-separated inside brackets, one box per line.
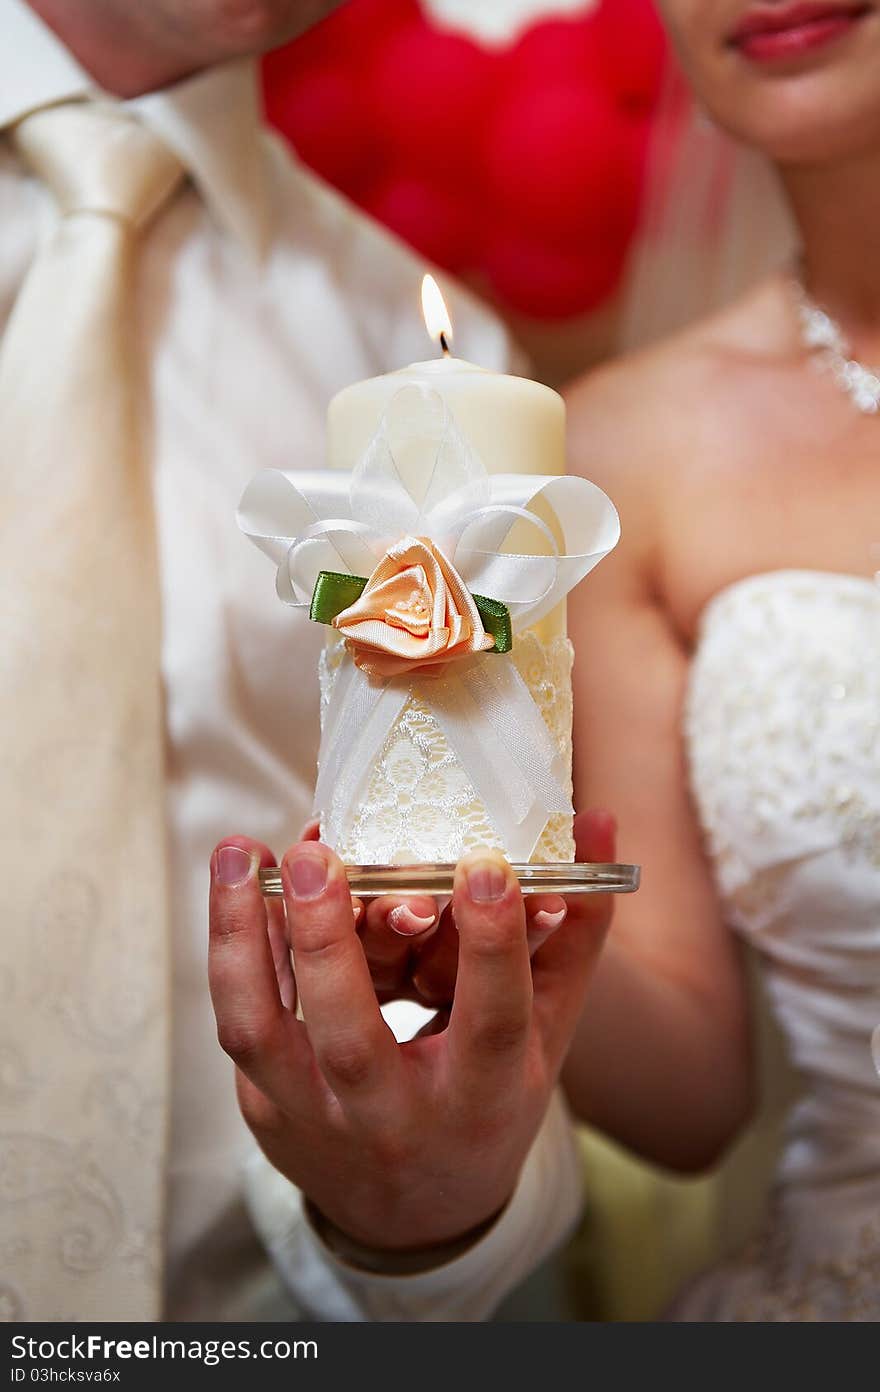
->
[207, 816, 614, 1254]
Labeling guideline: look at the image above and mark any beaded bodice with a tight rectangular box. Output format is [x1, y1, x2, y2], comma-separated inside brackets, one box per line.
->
[685, 571, 880, 1197]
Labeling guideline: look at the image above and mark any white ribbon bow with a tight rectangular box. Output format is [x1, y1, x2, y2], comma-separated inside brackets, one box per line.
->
[238, 387, 620, 859]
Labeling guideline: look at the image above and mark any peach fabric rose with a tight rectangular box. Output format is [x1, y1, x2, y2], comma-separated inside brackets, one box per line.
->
[333, 535, 494, 679]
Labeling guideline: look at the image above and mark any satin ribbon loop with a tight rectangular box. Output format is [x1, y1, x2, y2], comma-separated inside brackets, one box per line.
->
[280, 518, 377, 607]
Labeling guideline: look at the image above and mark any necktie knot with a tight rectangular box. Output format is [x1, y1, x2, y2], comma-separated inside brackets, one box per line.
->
[12, 101, 185, 230]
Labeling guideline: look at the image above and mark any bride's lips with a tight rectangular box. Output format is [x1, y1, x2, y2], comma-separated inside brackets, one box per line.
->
[727, 2, 872, 62]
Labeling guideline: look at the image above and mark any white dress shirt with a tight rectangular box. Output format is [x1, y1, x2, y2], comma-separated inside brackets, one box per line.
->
[0, 0, 582, 1321]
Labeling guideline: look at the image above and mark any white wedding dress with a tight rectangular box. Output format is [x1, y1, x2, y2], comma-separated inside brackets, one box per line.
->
[677, 569, 880, 1320]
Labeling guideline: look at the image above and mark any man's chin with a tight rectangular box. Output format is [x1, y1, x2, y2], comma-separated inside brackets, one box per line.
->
[211, 0, 349, 55]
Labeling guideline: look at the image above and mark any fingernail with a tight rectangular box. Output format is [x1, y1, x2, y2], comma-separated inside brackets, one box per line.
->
[289, 851, 328, 900]
[533, 907, 567, 934]
[216, 845, 253, 888]
[352, 901, 363, 924]
[466, 857, 507, 903]
[388, 905, 437, 936]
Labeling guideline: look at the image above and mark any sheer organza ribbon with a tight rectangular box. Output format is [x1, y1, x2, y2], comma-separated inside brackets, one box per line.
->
[238, 387, 620, 859]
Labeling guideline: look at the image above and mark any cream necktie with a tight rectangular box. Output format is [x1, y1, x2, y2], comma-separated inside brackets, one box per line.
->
[0, 103, 184, 1321]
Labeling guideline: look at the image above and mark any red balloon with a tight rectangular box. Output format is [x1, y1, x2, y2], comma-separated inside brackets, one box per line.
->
[363, 177, 477, 272]
[318, 0, 421, 54]
[260, 1, 661, 323]
[593, 0, 667, 110]
[261, 21, 331, 81]
[483, 83, 641, 245]
[364, 23, 495, 178]
[265, 66, 379, 192]
[484, 232, 629, 320]
[264, 0, 418, 78]
[503, 17, 601, 90]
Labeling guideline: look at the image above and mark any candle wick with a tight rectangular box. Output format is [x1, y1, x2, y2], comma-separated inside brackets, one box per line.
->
[439, 332, 451, 357]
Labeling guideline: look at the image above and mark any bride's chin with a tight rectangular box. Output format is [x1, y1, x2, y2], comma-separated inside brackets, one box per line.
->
[757, 116, 880, 168]
[707, 81, 880, 166]
[682, 9, 880, 165]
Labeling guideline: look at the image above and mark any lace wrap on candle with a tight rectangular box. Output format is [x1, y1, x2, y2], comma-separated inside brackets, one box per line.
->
[320, 631, 576, 864]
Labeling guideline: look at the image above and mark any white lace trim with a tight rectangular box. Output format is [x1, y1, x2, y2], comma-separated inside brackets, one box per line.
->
[318, 632, 575, 864]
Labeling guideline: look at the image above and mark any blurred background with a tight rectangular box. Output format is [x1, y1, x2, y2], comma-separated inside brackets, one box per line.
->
[261, 0, 667, 386]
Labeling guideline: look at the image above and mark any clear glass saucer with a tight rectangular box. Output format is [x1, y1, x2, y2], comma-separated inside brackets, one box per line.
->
[258, 861, 640, 899]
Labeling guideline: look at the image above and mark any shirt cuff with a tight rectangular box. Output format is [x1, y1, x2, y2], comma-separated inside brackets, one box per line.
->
[243, 1088, 584, 1322]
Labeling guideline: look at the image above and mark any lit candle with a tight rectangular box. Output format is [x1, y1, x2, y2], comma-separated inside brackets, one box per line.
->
[324, 277, 575, 865]
[328, 275, 565, 480]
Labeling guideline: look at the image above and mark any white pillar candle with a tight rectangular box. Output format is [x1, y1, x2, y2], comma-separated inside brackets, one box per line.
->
[319, 283, 575, 866]
[328, 357, 565, 477]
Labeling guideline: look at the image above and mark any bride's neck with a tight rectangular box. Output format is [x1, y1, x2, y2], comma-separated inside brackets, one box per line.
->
[781, 151, 880, 339]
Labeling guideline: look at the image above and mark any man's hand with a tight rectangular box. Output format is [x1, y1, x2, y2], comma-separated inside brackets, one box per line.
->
[295, 818, 584, 1009]
[208, 814, 614, 1253]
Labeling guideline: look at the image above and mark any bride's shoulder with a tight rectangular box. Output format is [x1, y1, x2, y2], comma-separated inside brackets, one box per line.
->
[566, 275, 790, 486]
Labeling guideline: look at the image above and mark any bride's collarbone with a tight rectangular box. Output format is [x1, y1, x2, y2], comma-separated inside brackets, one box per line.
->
[657, 465, 880, 648]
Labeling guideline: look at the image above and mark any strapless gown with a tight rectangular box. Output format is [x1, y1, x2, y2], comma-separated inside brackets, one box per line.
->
[677, 570, 880, 1321]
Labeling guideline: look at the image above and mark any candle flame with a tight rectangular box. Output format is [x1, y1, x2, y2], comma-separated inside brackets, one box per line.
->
[421, 274, 453, 354]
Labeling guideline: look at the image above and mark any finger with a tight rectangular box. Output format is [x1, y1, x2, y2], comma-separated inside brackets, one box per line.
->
[570, 809, 616, 933]
[209, 838, 316, 1111]
[532, 810, 617, 1069]
[410, 908, 459, 1007]
[299, 822, 364, 931]
[266, 895, 296, 1013]
[411, 885, 569, 1003]
[446, 850, 532, 1103]
[359, 895, 438, 995]
[282, 842, 405, 1118]
[525, 894, 567, 955]
[297, 827, 365, 950]
[358, 907, 412, 996]
[220, 836, 296, 1011]
[298, 820, 364, 943]
[220, 837, 298, 1014]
